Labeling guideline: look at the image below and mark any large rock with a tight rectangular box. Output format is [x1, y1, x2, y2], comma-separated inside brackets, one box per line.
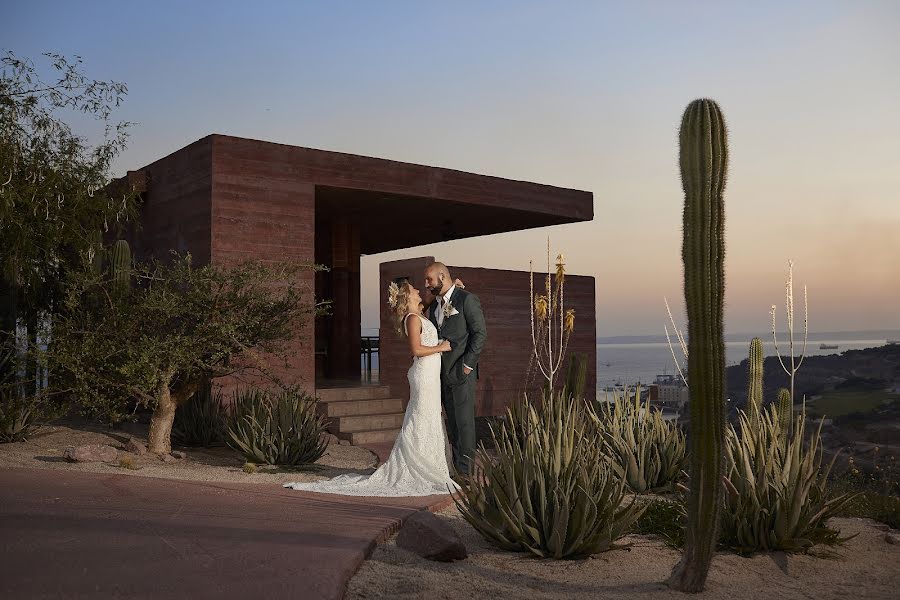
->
[64, 444, 118, 463]
[124, 438, 146, 455]
[396, 510, 467, 562]
[320, 433, 340, 446]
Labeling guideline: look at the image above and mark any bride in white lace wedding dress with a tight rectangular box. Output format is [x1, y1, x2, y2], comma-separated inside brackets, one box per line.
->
[284, 281, 460, 497]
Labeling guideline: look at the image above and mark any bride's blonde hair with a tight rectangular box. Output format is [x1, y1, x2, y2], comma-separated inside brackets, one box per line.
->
[388, 279, 413, 336]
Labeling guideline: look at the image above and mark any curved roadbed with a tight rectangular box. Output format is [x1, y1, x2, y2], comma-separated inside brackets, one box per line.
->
[0, 467, 454, 599]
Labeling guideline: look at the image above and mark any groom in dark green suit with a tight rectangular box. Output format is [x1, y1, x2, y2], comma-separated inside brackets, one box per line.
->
[424, 262, 487, 477]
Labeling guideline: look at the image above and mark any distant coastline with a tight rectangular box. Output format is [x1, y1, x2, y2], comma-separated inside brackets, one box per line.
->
[597, 329, 900, 345]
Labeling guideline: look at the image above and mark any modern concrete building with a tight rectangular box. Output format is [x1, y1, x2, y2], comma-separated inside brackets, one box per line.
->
[124, 134, 594, 446]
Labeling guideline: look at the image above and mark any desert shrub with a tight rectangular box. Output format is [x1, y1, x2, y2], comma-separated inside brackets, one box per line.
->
[0, 350, 45, 443]
[453, 391, 644, 559]
[830, 451, 899, 529]
[225, 388, 328, 466]
[720, 405, 854, 553]
[172, 385, 226, 447]
[633, 496, 686, 549]
[592, 388, 686, 493]
[0, 388, 43, 443]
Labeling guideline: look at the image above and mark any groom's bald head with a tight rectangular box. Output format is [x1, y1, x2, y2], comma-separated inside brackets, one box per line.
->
[424, 262, 452, 295]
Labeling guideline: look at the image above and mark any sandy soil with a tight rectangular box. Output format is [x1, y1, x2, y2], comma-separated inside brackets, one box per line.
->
[347, 505, 900, 600]
[0, 419, 379, 485]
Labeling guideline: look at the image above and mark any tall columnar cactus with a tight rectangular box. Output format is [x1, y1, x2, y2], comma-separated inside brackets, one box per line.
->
[564, 352, 588, 400]
[667, 99, 728, 593]
[776, 388, 792, 431]
[110, 239, 131, 296]
[746, 337, 764, 429]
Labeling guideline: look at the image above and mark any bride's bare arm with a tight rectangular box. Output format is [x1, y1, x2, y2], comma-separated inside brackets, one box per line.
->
[406, 315, 451, 357]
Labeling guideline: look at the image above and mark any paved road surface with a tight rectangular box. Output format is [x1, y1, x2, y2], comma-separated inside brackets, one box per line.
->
[0, 467, 452, 599]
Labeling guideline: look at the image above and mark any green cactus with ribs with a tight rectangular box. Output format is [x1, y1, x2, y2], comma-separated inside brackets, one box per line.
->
[666, 99, 728, 593]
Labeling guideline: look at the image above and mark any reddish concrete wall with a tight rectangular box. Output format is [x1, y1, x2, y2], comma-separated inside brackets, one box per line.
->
[127, 137, 212, 264]
[379, 258, 596, 416]
[209, 136, 317, 394]
[129, 134, 594, 400]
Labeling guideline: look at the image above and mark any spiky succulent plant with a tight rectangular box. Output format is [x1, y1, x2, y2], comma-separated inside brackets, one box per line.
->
[453, 390, 644, 559]
[225, 388, 328, 465]
[720, 404, 854, 553]
[593, 387, 686, 493]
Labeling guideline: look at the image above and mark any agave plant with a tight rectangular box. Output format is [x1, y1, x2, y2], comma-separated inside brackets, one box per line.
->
[0, 349, 43, 443]
[593, 387, 686, 493]
[225, 388, 329, 465]
[453, 391, 644, 559]
[0, 388, 41, 443]
[720, 404, 854, 553]
[172, 385, 226, 447]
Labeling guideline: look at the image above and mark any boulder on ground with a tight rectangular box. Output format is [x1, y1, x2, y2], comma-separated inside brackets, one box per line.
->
[64, 444, 118, 463]
[171, 450, 187, 460]
[396, 510, 467, 562]
[124, 438, 146, 455]
[320, 433, 340, 446]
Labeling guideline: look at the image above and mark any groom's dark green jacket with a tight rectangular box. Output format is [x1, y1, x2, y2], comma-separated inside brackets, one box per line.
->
[428, 288, 487, 387]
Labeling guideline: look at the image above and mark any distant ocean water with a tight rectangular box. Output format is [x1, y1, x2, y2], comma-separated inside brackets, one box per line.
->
[597, 337, 894, 389]
[362, 329, 898, 392]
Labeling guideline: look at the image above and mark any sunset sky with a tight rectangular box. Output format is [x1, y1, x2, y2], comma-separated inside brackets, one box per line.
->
[5, 1, 899, 337]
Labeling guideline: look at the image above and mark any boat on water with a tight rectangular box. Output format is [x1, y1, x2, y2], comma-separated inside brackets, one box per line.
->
[819, 343, 839, 350]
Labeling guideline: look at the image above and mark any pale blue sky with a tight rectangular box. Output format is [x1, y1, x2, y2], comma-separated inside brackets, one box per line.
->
[5, 1, 899, 336]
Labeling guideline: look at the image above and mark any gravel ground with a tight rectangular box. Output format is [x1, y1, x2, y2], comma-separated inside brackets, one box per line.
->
[346, 505, 900, 600]
[0, 419, 378, 485]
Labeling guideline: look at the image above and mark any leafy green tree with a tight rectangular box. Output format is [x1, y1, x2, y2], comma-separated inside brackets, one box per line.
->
[46, 253, 328, 455]
[0, 51, 139, 386]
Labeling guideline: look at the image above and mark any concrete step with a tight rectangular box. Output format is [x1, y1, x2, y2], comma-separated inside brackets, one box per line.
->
[336, 413, 405, 433]
[316, 386, 392, 402]
[347, 428, 402, 445]
[318, 397, 404, 418]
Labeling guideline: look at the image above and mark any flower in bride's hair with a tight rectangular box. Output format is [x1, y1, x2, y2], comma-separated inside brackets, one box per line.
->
[387, 282, 400, 308]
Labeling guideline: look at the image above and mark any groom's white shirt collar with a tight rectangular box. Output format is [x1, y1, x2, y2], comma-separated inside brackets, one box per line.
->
[441, 285, 456, 304]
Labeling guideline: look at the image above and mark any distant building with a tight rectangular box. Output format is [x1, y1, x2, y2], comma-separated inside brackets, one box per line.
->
[649, 374, 689, 411]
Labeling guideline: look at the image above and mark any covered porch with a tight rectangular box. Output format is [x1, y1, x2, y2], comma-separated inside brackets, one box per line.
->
[310, 168, 593, 385]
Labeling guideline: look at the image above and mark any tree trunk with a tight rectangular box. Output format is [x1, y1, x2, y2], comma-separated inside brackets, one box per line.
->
[148, 377, 176, 455]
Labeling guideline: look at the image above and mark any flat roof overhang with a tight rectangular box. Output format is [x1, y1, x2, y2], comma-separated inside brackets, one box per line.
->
[120, 134, 594, 255]
[208, 134, 593, 255]
[315, 185, 591, 254]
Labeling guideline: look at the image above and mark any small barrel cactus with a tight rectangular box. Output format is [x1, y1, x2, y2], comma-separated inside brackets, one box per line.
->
[746, 337, 764, 429]
[776, 388, 792, 430]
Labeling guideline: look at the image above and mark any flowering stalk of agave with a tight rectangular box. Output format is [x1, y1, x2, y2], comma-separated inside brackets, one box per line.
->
[770, 260, 808, 433]
[664, 296, 689, 386]
[529, 238, 575, 392]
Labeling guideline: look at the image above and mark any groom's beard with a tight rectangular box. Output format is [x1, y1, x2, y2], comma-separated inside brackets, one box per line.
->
[429, 286, 443, 295]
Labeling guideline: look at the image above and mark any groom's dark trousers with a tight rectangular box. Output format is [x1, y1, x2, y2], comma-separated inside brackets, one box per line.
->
[429, 287, 487, 476]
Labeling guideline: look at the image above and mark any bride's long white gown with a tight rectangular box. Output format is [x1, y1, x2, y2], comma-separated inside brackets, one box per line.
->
[284, 313, 459, 496]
